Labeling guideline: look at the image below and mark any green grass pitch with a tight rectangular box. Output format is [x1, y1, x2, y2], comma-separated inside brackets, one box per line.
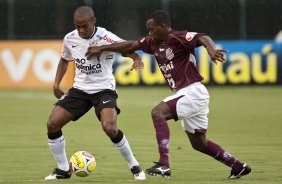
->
[0, 86, 281, 184]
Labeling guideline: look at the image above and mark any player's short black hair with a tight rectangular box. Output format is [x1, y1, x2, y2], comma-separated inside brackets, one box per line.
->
[148, 10, 171, 27]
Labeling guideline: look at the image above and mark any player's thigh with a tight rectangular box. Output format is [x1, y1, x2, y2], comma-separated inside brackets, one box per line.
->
[48, 105, 74, 128]
[152, 101, 173, 120]
[56, 88, 92, 121]
[94, 90, 120, 121]
[99, 108, 118, 138]
[163, 93, 186, 121]
[100, 108, 117, 126]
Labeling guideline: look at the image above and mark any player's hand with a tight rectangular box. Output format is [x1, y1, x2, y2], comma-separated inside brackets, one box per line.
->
[85, 46, 102, 61]
[53, 84, 65, 99]
[208, 49, 228, 64]
[130, 59, 144, 71]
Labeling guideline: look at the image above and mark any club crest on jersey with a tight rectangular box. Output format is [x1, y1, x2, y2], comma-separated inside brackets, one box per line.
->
[165, 48, 174, 60]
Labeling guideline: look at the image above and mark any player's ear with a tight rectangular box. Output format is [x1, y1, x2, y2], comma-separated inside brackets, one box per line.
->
[91, 17, 97, 25]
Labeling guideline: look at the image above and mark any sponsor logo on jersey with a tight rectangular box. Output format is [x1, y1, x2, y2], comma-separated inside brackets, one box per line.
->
[106, 54, 114, 60]
[75, 58, 102, 75]
[102, 35, 118, 44]
[96, 34, 118, 44]
[159, 61, 174, 73]
[96, 35, 103, 39]
[140, 37, 146, 43]
[185, 32, 197, 41]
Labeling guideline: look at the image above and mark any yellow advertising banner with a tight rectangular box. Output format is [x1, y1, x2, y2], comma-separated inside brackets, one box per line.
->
[0, 40, 74, 89]
[0, 40, 280, 89]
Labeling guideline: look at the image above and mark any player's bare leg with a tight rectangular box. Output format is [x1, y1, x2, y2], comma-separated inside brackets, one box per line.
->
[100, 108, 146, 180]
[186, 131, 251, 179]
[45, 106, 74, 180]
[146, 102, 172, 177]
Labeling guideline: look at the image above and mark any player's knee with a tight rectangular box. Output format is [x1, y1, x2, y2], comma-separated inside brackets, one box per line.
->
[101, 121, 118, 139]
[47, 118, 60, 132]
[191, 142, 207, 152]
[151, 108, 163, 120]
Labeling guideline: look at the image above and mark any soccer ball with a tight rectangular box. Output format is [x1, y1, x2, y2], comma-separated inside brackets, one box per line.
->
[69, 151, 96, 177]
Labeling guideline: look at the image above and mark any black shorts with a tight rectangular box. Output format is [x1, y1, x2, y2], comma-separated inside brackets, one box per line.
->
[56, 88, 120, 121]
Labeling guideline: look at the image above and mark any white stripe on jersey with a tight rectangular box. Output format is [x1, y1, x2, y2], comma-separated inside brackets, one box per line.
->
[62, 27, 123, 94]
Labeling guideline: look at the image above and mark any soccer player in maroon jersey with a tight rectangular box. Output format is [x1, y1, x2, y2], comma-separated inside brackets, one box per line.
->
[86, 10, 251, 179]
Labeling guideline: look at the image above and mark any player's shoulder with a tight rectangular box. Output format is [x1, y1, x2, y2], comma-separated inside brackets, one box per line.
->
[64, 29, 79, 40]
[96, 27, 107, 35]
[170, 30, 189, 39]
[170, 30, 200, 42]
[139, 35, 153, 44]
[95, 26, 121, 44]
[94, 27, 108, 39]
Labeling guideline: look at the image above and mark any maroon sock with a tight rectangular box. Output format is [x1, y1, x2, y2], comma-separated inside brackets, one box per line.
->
[202, 140, 243, 172]
[153, 119, 170, 167]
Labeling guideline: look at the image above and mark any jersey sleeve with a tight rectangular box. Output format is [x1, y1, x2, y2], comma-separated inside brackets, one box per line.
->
[61, 36, 74, 61]
[138, 36, 154, 54]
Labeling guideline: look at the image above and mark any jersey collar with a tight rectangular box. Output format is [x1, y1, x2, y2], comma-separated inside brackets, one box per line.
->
[89, 26, 97, 39]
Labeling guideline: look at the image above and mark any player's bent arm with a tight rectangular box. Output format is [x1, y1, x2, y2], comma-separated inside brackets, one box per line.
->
[198, 35, 216, 55]
[198, 35, 226, 64]
[53, 57, 69, 99]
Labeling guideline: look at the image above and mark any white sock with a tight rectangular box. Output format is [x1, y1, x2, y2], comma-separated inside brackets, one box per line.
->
[115, 135, 139, 169]
[48, 135, 69, 171]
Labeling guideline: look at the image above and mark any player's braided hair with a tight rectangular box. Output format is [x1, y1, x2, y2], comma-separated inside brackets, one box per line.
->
[148, 10, 171, 27]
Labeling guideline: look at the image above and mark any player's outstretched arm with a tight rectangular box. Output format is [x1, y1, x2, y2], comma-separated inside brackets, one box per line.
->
[53, 57, 69, 99]
[122, 52, 144, 71]
[85, 40, 140, 60]
[198, 35, 227, 64]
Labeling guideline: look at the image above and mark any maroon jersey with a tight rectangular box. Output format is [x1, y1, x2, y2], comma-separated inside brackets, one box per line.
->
[138, 30, 204, 92]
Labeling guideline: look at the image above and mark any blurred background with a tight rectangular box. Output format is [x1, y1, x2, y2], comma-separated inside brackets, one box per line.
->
[0, 0, 282, 88]
[1, 0, 282, 40]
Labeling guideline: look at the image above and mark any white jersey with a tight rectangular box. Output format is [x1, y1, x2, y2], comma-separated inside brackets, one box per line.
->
[62, 27, 123, 94]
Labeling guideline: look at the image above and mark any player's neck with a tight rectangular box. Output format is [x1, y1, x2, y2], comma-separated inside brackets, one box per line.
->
[161, 28, 172, 42]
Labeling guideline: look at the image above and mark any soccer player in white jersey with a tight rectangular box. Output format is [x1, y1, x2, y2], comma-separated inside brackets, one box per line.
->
[44, 6, 145, 180]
